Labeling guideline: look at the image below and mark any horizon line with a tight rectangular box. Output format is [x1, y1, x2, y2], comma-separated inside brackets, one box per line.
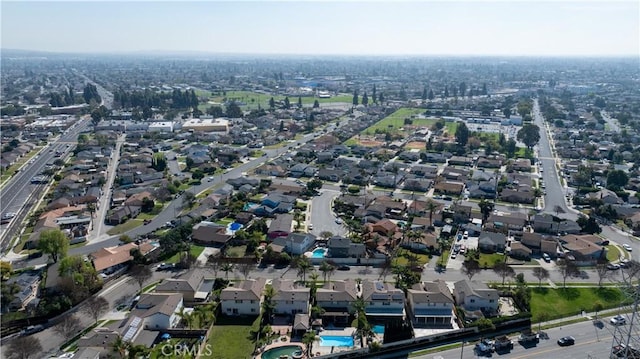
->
[2, 48, 638, 59]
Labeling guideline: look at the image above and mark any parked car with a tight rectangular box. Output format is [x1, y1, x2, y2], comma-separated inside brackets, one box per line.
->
[557, 336, 575, 346]
[542, 253, 551, 262]
[607, 263, 621, 270]
[610, 315, 627, 326]
[623, 244, 632, 252]
[337, 265, 350, 271]
[335, 218, 343, 224]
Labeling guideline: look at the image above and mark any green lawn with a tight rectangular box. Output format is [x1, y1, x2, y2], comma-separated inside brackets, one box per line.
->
[478, 253, 508, 268]
[393, 248, 430, 267]
[204, 315, 260, 359]
[531, 287, 630, 322]
[226, 245, 247, 258]
[106, 219, 143, 235]
[190, 245, 206, 258]
[360, 108, 427, 135]
[606, 245, 621, 262]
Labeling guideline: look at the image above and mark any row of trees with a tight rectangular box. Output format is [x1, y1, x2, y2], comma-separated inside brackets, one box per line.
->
[112, 88, 199, 110]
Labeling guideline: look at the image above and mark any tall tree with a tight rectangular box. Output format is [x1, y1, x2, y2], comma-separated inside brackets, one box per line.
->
[372, 84, 377, 104]
[221, 262, 234, 280]
[283, 97, 291, 109]
[296, 256, 312, 283]
[594, 260, 611, 287]
[297, 96, 302, 109]
[443, 86, 449, 98]
[38, 229, 69, 263]
[54, 314, 82, 342]
[461, 259, 481, 280]
[361, 92, 369, 106]
[455, 122, 470, 147]
[421, 86, 428, 101]
[313, 99, 320, 108]
[459, 82, 467, 98]
[237, 262, 256, 280]
[352, 90, 359, 106]
[268, 97, 275, 110]
[378, 92, 384, 105]
[226, 102, 243, 118]
[493, 262, 516, 286]
[517, 123, 541, 150]
[319, 261, 335, 282]
[302, 332, 316, 357]
[6, 336, 42, 359]
[129, 264, 152, 293]
[478, 199, 495, 223]
[428, 89, 434, 100]
[531, 267, 549, 288]
[83, 296, 109, 324]
[558, 260, 579, 288]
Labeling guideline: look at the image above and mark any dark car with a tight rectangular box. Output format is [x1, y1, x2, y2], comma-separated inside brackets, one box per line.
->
[337, 265, 350, 271]
[557, 336, 575, 346]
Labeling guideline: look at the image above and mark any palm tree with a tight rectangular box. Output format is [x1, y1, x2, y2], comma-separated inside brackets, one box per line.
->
[355, 313, 373, 348]
[426, 199, 438, 228]
[296, 256, 312, 284]
[302, 332, 317, 356]
[111, 336, 129, 359]
[319, 261, 335, 282]
[221, 262, 234, 280]
[308, 271, 319, 297]
[261, 285, 276, 326]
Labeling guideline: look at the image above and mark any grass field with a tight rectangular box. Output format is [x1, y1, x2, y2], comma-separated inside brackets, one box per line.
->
[106, 219, 143, 235]
[606, 245, 621, 262]
[360, 108, 427, 135]
[393, 248, 430, 267]
[478, 253, 508, 267]
[198, 91, 353, 112]
[531, 287, 630, 322]
[205, 315, 260, 359]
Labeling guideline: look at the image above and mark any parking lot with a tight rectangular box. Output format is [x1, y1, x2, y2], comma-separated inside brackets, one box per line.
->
[447, 232, 479, 270]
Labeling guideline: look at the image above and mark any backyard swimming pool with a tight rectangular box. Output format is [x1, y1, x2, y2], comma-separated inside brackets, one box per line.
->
[311, 248, 328, 259]
[372, 325, 385, 334]
[319, 335, 354, 347]
[261, 345, 304, 359]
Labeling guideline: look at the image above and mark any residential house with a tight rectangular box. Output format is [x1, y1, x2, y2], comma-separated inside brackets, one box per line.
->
[273, 232, 316, 255]
[485, 212, 527, 234]
[271, 279, 311, 315]
[77, 328, 120, 353]
[6, 270, 40, 311]
[499, 188, 535, 204]
[508, 242, 532, 260]
[510, 158, 532, 172]
[261, 193, 296, 213]
[220, 278, 267, 316]
[128, 293, 183, 330]
[407, 280, 455, 327]
[453, 280, 499, 315]
[315, 280, 358, 324]
[155, 271, 211, 303]
[327, 236, 366, 258]
[90, 243, 137, 274]
[532, 214, 581, 234]
[520, 232, 558, 257]
[559, 234, 607, 265]
[105, 205, 141, 225]
[191, 221, 232, 247]
[361, 280, 405, 321]
[587, 188, 623, 205]
[267, 214, 294, 239]
[434, 181, 464, 195]
[477, 231, 507, 253]
[403, 232, 437, 253]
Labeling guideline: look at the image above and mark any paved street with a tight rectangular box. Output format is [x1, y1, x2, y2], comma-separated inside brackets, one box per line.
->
[409, 320, 615, 359]
[309, 189, 346, 237]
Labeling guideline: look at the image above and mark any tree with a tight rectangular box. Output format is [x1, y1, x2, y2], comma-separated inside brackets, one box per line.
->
[319, 261, 335, 282]
[83, 296, 109, 324]
[426, 199, 438, 228]
[531, 267, 549, 288]
[372, 84, 377, 103]
[268, 97, 275, 110]
[38, 229, 69, 263]
[261, 284, 276, 325]
[428, 89, 434, 100]
[226, 102, 243, 118]
[593, 301, 604, 320]
[313, 99, 320, 108]
[182, 191, 196, 209]
[206, 105, 224, 117]
[221, 262, 234, 280]
[361, 92, 369, 106]
[54, 314, 82, 341]
[112, 335, 130, 359]
[352, 90, 359, 106]
[421, 86, 428, 101]
[237, 262, 256, 280]
[517, 123, 541, 150]
[459, 82, 467, 98]
[296, 256, 312, 283]
[558, 260, 579, 288]
[461, 259, 481, 280]
[378, 92, 384, 104]
[355, 311, 373, 348]
[297, 96, 302, 109]
[478, 199, 494, 223]
[129, 264, 152, 293]
[576, 215, 602, 234]
[455, 122, 469, 147]
[1, 260, 12, 279]
[493, 262, 515, 286]
[606, 170, 629, 190]
[594, 260, 611, 287]
[302, 332, 316, 357]
[6, 336, 43, 359]
[283, 97, 291, 109]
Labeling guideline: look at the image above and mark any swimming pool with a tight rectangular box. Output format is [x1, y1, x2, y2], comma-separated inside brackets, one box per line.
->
[372, 325, 385, 334]
[319, 335, 354, 347]
[226, 222, 243, 235]
[243, 202, 258, 211]
[261, 345, 304, 359]
[311, 248, 327, 259]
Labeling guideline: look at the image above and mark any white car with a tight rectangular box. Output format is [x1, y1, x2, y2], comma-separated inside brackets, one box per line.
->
[623, 244, 632, 252]
[610, 315, 627, 326]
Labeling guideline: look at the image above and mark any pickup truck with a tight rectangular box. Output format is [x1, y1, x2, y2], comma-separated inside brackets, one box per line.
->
[494, 336, 513, 352]
[518, 330, 539, 344]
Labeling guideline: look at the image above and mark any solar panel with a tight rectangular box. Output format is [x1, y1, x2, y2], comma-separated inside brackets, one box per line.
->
[122, 316, 142, 342]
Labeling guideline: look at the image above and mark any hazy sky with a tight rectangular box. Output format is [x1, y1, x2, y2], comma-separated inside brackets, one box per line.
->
[2, 1, 639, 56]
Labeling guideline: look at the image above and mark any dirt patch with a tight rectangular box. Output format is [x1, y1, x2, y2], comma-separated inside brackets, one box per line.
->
[359, 139, 385, 147]
[405, 141, 425, 150]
